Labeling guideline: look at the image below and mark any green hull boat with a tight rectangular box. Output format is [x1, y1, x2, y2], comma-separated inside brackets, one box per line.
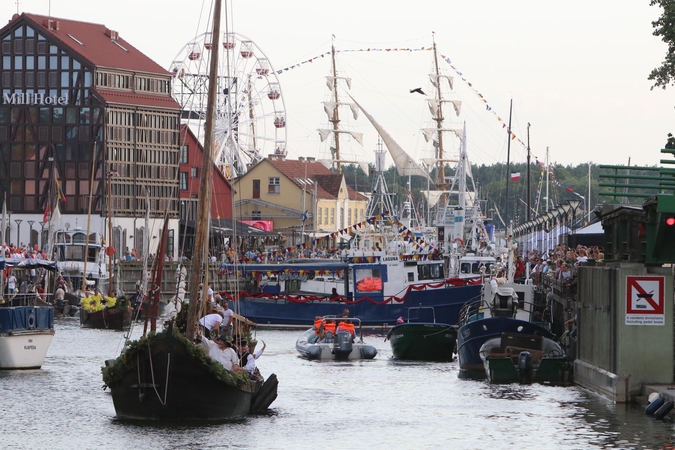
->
[387, 322, 457, 361]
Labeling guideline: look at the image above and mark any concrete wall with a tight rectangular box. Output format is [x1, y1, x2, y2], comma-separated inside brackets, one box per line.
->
[574, 263, 674, 401]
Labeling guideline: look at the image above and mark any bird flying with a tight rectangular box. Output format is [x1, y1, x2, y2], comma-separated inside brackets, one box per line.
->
[410, 87, 425, 95]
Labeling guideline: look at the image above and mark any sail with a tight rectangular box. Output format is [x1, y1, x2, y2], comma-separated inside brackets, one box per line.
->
[349, 95, 431, 183]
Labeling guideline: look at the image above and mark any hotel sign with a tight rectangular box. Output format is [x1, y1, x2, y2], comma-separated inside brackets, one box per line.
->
[2, 93, 69, 105]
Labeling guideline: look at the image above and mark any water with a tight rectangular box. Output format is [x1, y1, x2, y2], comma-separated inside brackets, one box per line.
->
[1, 318, 674, 450]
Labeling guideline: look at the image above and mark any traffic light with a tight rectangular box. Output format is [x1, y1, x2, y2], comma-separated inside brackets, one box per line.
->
[645, 195, 675, 264]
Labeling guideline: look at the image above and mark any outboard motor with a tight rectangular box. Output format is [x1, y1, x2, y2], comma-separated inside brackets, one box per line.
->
[332, 331, 353, 360]
[517, 351, 533, 383]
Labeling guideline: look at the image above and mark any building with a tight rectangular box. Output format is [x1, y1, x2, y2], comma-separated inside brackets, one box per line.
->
[233, 155, 368, 246]
[178, 124, 233, 257]
[0, 12, 182, 259]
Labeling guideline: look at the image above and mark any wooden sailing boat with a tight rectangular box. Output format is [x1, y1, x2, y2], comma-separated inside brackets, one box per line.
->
[102, 0, 277, 420]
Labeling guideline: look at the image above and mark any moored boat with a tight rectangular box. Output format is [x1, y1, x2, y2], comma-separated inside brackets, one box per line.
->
[479, 332, 569, 384]
[296, 316, 377, 360]
[386, 306, 456, 361]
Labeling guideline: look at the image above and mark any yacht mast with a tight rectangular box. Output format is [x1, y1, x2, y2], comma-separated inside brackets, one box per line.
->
[186, 0, 221, 339]
[431, 35, 446, 195]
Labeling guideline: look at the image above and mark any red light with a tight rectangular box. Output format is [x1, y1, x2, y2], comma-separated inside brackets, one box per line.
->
[667, 217, 675, 226]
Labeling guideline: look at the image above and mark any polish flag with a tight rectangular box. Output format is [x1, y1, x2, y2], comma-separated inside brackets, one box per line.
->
[510, 172, 521, 181]
[43, 203, 51, 222]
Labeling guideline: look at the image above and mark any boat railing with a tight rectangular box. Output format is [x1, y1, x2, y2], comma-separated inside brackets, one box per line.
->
[405, 305, 436, 323]
[1, 292, 48, 307]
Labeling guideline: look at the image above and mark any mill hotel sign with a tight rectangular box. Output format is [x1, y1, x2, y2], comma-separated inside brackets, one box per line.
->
[2, 92, 69, 105]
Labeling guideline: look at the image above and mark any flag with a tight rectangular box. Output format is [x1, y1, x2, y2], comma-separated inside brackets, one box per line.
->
[55, 178, 67, 202]
[43, 203, 51, 222]
[510, 172, 521, 181]
[0, 194, 6, 244]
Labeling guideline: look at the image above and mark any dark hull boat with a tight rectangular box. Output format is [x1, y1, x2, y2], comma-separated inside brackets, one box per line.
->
[80, 306, 131, 331]
[387, 323, 456, 361]
[104, 325, 278, 421]
[480, 332, 569, 384]
[386, 306, 456, 361]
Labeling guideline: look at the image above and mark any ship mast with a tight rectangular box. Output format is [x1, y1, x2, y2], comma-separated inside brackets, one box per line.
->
[330, 40, 342, 174]
[431, 35, 446, 195]
[186, 0, 222, 340]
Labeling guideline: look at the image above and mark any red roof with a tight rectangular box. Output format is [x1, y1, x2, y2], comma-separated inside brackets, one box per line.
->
[94, 89, 180, 110]
[7, 13, 169, 75]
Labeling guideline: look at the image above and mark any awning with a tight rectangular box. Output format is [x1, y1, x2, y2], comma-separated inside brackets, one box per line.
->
[218, 261, 349, 274]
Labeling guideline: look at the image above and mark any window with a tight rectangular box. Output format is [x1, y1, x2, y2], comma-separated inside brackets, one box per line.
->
[179, 145, 188, 164]
[179, 172, 187, 190]
[268, 177, 280, 194]
[253, 179, 260, 199]
[191, 167, 198, 178]
[252, 210, 261, 220]
[407, 272, 415, 282]
[330, 208, 335, 225]
[348, 208, 352, 225]
[418, 263, 444, 280]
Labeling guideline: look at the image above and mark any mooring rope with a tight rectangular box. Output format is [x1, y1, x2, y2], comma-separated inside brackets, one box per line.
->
[147, 345, 170, 406]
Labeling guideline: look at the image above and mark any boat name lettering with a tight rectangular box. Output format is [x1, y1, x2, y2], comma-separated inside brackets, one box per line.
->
[2, 92, 69, 105]
[23, 345, 36, 350]
[381, 256, 398, 262]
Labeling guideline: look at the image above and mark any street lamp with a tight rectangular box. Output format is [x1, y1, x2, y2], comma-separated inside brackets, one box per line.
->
[14, 219, 22, 246]
[27, 220, 35, 247]
[39, 221, 46, 249]
[568, 199, 582, 234]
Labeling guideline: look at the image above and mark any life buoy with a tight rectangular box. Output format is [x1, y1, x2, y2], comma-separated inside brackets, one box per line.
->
[452, 238, 465, 248]
[27, 312, 35, 330]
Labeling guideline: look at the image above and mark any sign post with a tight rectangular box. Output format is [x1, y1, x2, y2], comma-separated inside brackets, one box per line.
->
[625, 275, 665, 326]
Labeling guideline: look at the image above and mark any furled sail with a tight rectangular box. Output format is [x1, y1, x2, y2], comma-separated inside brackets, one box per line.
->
[349, 95, 431, 183]
[323, 102, 359, 120]
[422, 127, 463, 142]
[318, 129, 363, 145]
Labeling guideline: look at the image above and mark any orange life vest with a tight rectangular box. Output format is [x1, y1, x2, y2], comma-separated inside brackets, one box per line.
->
[314, 318, 323, 335]
[323, 321, 336, 334]
[337, 321, 355, 336]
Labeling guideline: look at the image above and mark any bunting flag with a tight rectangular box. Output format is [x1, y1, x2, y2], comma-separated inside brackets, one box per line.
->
[55, 178, 67, 202]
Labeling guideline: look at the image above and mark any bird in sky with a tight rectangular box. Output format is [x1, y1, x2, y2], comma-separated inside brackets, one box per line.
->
[410, 87, 425, 95]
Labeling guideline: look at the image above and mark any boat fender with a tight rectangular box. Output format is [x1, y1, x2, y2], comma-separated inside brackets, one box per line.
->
[360, 346, 378, 360]
[27, 312, 36, 330]
[250, 373, 279, 413]
[517, 351, 533, 379]
[305, 345, 322, 360]
[648, 392, 661, 403]
[654, 400, 674, 420]
[646, 396, 665, 415]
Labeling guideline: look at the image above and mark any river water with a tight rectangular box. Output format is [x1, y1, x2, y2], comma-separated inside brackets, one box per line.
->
[1, 317, 674, 450]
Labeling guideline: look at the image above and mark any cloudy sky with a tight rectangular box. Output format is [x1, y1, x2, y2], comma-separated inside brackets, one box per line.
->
[4, 0, 675, 170]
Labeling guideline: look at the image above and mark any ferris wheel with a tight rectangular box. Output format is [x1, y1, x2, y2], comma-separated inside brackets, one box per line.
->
[170, 32, 287, 178]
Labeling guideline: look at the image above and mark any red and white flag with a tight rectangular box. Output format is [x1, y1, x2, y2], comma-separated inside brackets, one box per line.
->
[510, 172, 521, 181]
[43, 203, 51, 222]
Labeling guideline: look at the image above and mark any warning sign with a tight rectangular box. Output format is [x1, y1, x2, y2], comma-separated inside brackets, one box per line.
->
[625, 275, 665, 326]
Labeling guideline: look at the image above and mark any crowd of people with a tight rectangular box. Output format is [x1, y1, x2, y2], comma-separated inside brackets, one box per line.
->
[515, 244, 605, 288]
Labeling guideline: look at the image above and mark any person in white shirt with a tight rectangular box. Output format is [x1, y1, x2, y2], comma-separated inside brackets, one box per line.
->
[7, 274, 17, 294]
[239, 340, 265, 379]
[219, 301, 234, 336]
[197, 331, 241, 372]
[198, 313, 222, 339]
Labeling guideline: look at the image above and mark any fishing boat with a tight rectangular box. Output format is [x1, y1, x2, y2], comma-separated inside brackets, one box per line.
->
[295, 316, 377, 360]
[0, 258, 57, 369]
[385, 306, 456, 361]
[456, 261, 570, 383]
[103, 0, 277, 420]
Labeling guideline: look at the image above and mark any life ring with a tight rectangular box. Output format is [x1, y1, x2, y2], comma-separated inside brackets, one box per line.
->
[27, 312, 35, 330]
[452, 238, 465, 248]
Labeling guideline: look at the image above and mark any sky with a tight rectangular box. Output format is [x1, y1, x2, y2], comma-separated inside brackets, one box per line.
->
[4, 0, 675, 171]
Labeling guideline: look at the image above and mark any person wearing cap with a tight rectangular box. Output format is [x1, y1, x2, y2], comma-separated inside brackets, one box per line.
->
[195, 328, 241, 372]
[667, 133, 675, 149]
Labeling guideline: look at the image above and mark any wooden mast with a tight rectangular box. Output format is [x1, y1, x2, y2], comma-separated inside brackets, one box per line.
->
[431, 35, 446, 194]
[186, 0, 222, 340]
[82, 141, 98, 294]
[106, 169, 115, 295]
[330, 40, 342, 174]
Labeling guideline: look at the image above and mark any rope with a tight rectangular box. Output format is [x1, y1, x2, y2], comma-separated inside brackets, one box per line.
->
[147, 344, 170, 406]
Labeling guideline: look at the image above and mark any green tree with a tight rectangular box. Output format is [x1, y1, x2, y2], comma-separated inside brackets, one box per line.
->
[649, 0, 675, 89]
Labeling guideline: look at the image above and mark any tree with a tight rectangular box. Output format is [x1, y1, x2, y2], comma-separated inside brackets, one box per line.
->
[648, 0, 675, 89]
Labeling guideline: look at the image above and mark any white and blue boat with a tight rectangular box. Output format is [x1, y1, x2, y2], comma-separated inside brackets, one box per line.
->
[0, 258, 57, 369]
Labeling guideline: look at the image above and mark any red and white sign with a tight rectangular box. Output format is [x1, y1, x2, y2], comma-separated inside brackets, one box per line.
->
[625, 275, 665, 326]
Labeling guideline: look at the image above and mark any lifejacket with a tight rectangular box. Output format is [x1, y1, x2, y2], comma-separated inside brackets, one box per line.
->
[314, 317, 323, 335]
[337, 321, 355, 336]
[323, 321, 336, 334]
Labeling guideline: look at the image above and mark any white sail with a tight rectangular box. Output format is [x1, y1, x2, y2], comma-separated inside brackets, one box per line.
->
[349, 95, 431, 183]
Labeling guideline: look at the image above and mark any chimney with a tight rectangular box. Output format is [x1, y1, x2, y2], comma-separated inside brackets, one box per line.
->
[298, 156, 305, 163]
[306, 157, 316, 163]
[42, 19, 59, 31]
[105, 28, 119, 40]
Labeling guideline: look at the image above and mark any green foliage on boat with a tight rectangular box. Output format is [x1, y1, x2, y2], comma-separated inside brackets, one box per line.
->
[101, 326, 250, 388]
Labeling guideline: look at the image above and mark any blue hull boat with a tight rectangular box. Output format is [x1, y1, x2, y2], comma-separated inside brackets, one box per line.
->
[234, 283, 482, 328]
